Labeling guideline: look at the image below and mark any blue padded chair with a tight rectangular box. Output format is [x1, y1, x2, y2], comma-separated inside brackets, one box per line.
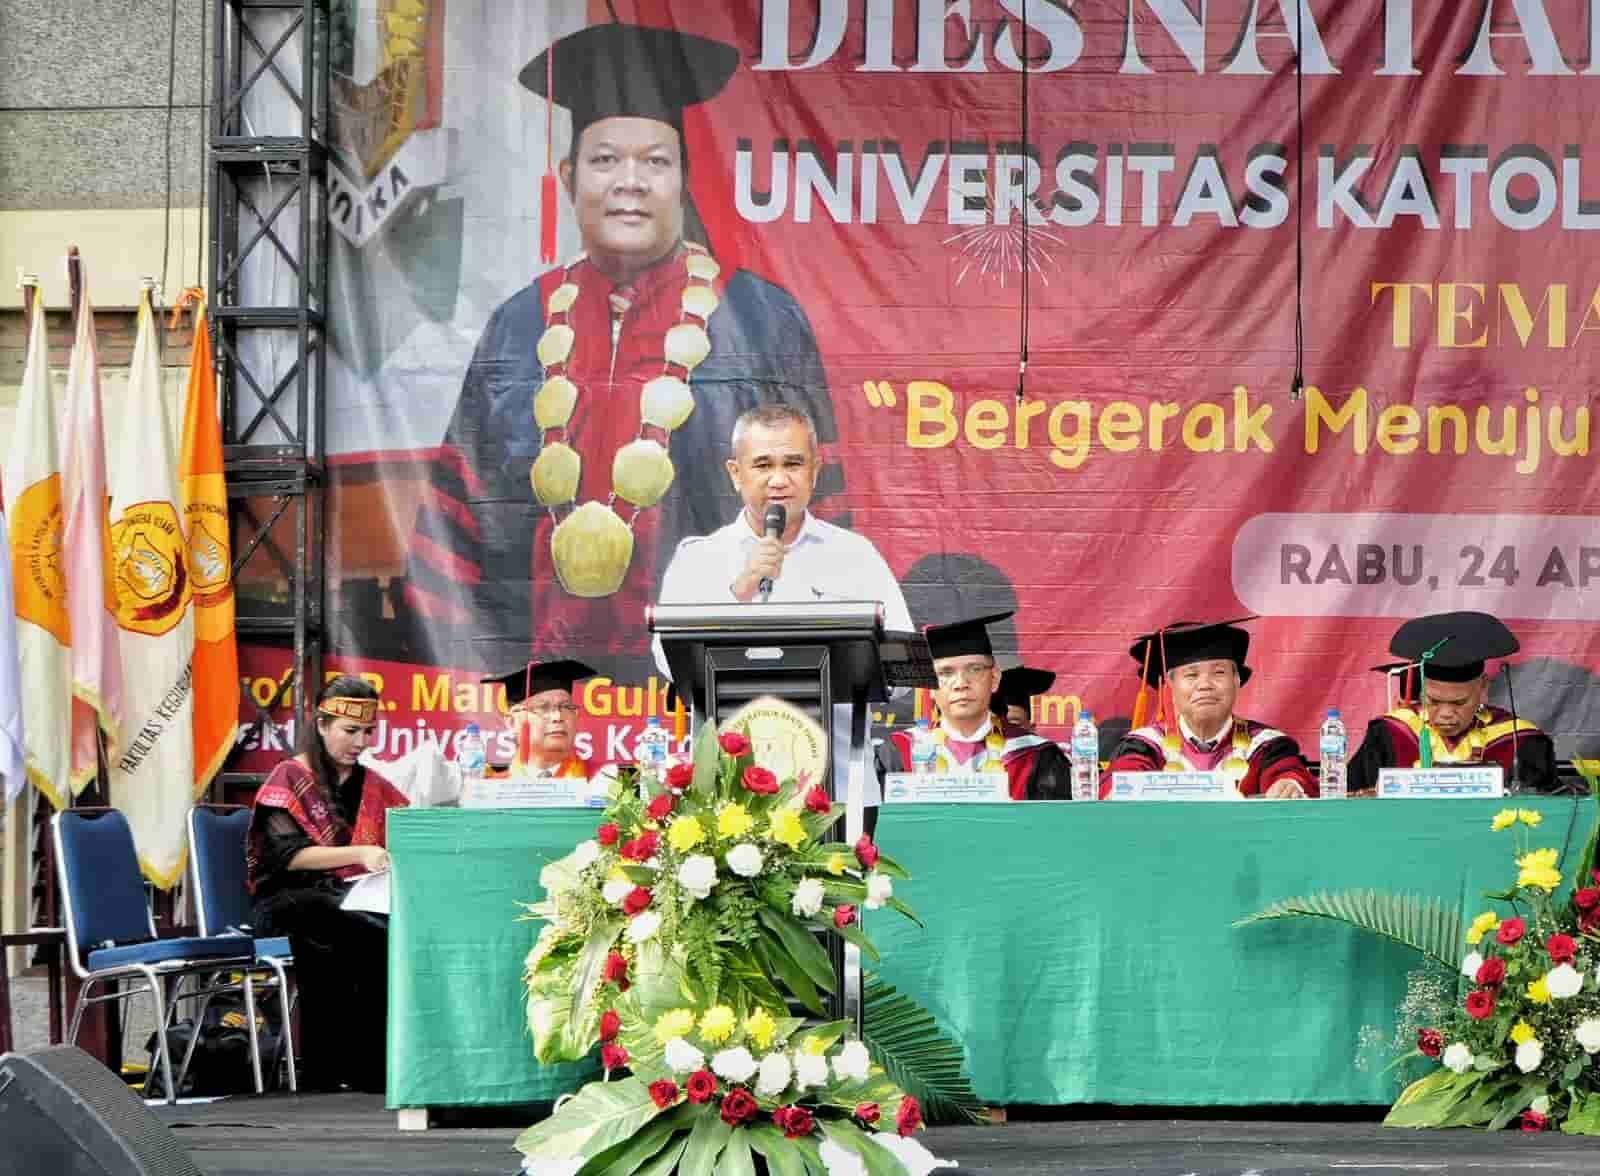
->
[185, 804, 298, 1093]
[52, 808, 256, 1103]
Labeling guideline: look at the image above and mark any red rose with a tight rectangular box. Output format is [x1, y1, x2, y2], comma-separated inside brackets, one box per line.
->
[596, 823, 620, 847]
[774, 1105, 815, 1139]
[603, 952, 629, 986]
[741, 765, 780, 795]
[622, 886, 653, 917]
[646, 793, 675, 821]
[895, 1094, 923, 1136]
[649, 1080, 680, 1109]
[833, 904, 857, 928]
[1497, 917, 1527, 946]
[1576, 887, 1600, 911]
[720, 1088, 759, 1126]
[665, 761, 694, 792]
[685, 1070, 718, 1104]
[804, 786, 832, 814]
[601, 1043, 629, 1071]
[854, 1101, 881, 1125]
[1547, 933, 1578, 964]
[1475, 957, 1506, 986]
[598, 1009, 621, 1042]
[1416, 1028, 1443, 1059]
[1465, 988, 1497, 1019]
[719, 732, 752, 757]
[1584, 905, 1600, 936]
[854, 834, 880, 869]
[621, 830, 660, 862]
[1522, 1109, 1549, 1133]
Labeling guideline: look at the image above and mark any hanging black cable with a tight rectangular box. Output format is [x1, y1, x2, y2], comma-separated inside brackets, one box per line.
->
[196, 0, 208, 290]
[160, 0, 181, 309]
[1290, 0, 1305, 401]
[1016, 0, 1030, 404]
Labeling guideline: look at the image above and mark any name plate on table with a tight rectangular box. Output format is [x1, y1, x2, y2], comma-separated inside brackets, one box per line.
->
[1110, 771, 1238, 801]
[883, 772, 1010, 803]
[1377, 766, 1504, 799]
[461, 774, 594, 808]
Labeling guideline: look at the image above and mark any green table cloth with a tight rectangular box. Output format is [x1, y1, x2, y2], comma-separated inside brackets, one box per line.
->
[386, 797, 1587, 1109]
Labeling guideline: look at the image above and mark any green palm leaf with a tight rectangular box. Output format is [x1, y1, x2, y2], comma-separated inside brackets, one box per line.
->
[513, 1076, 663, 1161]
[862, 975, 986, 1126]
[1234, 889, 1463, 972]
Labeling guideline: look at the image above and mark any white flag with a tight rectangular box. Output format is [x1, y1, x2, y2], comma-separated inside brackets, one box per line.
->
[107, 290, 196, 886]
[0, 507, 27, 804]
[2, 295, 70, 808]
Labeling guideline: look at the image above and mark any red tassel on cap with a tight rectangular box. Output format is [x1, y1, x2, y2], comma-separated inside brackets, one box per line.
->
[540, 173, 559, 263]
[539, 36, 558, 264]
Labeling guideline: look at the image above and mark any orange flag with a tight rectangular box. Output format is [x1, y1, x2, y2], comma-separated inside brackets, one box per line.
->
[176, 291, 238, 794]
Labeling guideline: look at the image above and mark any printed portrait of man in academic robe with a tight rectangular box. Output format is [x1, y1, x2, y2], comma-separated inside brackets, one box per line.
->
[405, 21, 839, 673]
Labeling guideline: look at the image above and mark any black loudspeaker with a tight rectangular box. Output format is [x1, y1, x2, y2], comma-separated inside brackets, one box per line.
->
[0, 1045, 202, 1176]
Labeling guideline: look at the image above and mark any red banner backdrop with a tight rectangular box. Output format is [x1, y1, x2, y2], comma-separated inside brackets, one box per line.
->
[236, 0, 1600, 770]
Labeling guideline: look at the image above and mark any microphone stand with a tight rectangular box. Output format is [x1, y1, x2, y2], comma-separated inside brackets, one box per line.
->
[1503, 663, 1522, 795]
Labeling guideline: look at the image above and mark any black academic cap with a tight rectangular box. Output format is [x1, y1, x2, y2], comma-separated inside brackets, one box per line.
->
[519, 23, 740, 141]
[990, 666, 1056, 716]
[1389, 611, 1518, 683]
[484, 659, 598, 707]
[924, 611, 1014, 661]
[1127, 617, 1255, 687]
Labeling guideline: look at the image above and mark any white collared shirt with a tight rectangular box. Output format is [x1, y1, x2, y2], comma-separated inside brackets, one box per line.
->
[654, 511, 914, 627]
[653, 511, 914, 807]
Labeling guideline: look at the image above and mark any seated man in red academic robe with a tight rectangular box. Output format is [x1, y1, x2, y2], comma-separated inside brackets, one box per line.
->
[1347, 611, 1556, 794]
[889, 612, 1071, 800]
[481, 659, 600, 781]
[1105, 619, 1315, 799]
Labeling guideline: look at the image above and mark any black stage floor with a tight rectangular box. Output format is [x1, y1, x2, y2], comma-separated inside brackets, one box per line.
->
[149, 1094, 1600, 1175]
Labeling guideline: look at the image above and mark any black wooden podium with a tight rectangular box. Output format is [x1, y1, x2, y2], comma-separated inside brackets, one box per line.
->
[647, 601, 931, 1033]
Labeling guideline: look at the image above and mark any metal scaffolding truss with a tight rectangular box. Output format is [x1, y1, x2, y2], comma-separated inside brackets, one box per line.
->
[210, 0, 331, 794]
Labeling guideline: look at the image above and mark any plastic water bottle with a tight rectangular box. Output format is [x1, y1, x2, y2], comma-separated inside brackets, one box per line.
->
[909, 718, 937, 774]
[1319, 709, 1348, 799]
[634, 716, 672, 783]
[458, 722, 486, 806]
[1071, 710, 1100, 802]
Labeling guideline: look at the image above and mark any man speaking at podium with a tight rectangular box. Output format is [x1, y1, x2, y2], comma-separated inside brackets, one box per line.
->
[654, 403, 913, 808]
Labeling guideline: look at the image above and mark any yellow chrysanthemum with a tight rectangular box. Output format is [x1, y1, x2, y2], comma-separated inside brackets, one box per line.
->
[718, 803, 753, 839]
[768, 809, 806, 851]
[745, 1008, 777, 1050]
[668, 815, 706, 853]
[699, 1005, 737, 1044]
[655, 1008, 697, 1044]
[1527, 976, 1553, 1006]
[1510, 1020, 1537, 1045]
[1491, 809, 1517, 832]
[798, 1035, 829, 1057]
[1518, 809, 1543, 828]
[1465, 910, 1501, 946]
[1517, 848, 1563, 893]
[826, 852, 847, 877]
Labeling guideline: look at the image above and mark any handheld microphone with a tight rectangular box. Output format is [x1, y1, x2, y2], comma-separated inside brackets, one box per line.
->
[756, 503, 786, 602]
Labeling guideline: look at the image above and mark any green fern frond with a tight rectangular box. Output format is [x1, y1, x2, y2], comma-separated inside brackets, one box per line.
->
[862, 975, 986, 1126]
[1235, 889, 1463, 973]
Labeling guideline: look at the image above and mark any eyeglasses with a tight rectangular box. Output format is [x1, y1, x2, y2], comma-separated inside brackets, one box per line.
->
[934, 662, 995, 684]
[516, 703, 579, 719]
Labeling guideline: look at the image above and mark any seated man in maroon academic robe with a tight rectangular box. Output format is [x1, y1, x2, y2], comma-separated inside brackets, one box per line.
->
[889, 612, 1071, 800]
[1347, 611, 1556, 794]
[1105, 619, 1315, 799]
